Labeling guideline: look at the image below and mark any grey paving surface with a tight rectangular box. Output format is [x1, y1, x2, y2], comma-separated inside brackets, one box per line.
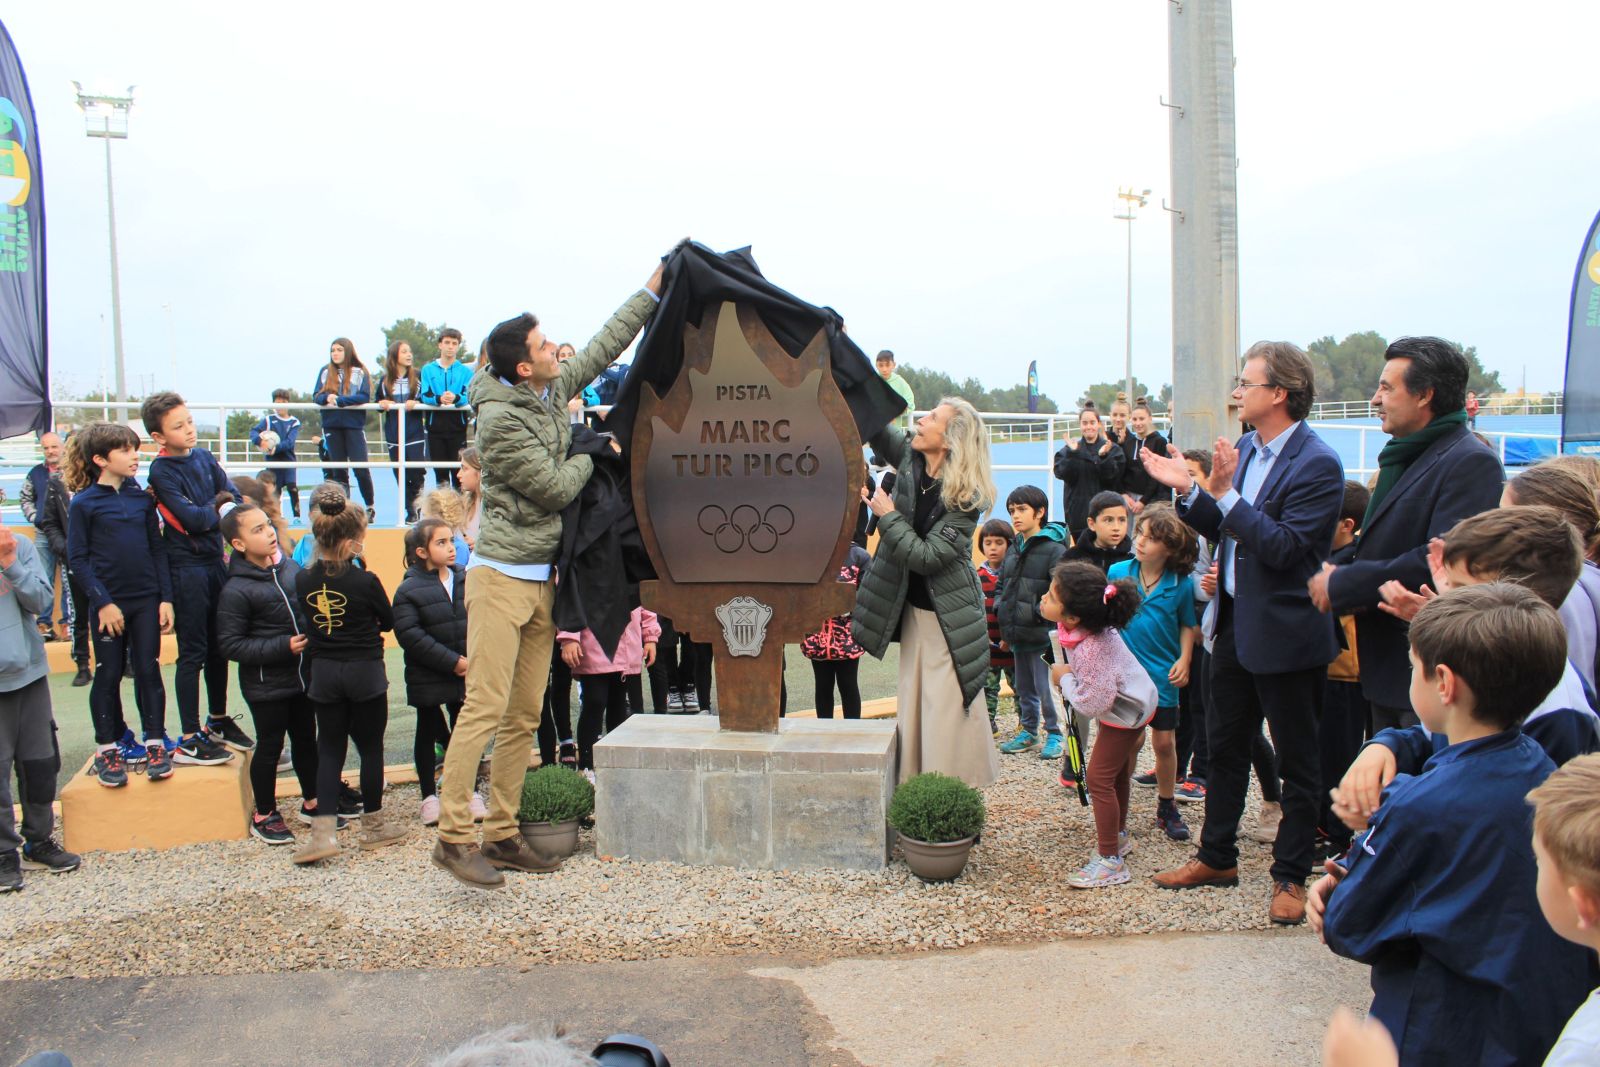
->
[0, 930, 1368, 1066]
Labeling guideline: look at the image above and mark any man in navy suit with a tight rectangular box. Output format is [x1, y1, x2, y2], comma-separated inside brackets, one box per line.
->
[1141, 341, 1344, 925]
[1307, 337, 1503, 732]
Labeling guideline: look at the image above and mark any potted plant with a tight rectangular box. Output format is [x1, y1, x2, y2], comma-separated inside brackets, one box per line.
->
[517, 765, 595, 864]
[887, 772, 986, 881]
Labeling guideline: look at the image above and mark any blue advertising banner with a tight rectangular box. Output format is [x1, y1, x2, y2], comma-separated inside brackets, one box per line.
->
[0, 20, 45, 439]
[1027, 359, 1039, 414]
[1561, 210, 1600, 449]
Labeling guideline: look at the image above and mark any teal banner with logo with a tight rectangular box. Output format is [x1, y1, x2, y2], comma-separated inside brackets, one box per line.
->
[1027, 360, 1039, 414]
[1562, 210, 1600, 448]
[0, 19, 45, 438]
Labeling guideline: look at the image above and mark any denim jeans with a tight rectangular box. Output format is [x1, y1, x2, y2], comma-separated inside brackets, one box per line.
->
[30, 536, 72, 629]
[1012, 647, 1060, 735]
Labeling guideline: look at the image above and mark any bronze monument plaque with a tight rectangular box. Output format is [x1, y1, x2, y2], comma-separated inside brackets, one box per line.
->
[632, 301, 864, 732]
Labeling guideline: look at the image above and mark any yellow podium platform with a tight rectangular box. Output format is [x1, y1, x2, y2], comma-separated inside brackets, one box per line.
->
[60, 750, 254, 853]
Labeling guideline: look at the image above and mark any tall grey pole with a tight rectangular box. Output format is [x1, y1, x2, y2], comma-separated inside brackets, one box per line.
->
[1167, 0, 1239, 450]
[103, 127, 127, 404]
[1124, 214, 1134, 405]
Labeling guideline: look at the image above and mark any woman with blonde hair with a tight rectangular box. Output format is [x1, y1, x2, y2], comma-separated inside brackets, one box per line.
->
[852, 397, 1001, 788]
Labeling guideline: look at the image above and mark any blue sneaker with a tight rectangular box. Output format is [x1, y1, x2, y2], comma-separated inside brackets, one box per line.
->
[999, 729, 1039, 754]
[157, 733, 179, 754]
[1156, 800, 1191, 842]
[116, 729, 148, 765]
[1068, 853, 1130, 889]
[1039, 733, 1064, 760]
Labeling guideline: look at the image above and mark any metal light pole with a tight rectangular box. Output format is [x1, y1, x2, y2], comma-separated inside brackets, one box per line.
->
[1114, 187, 1151, 405]
[73, 83, 134, 404]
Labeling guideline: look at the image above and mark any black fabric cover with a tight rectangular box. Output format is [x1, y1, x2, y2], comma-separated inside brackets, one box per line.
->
[554, 426, 634, 659]
[606, 241, 905, 449]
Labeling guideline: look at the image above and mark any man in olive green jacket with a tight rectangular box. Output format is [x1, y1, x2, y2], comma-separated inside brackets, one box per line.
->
[433, 259, 663, 889]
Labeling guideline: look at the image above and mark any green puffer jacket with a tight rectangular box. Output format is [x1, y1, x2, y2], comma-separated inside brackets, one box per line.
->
[468, 290, 656, 566]
[850, 429, 990, 709]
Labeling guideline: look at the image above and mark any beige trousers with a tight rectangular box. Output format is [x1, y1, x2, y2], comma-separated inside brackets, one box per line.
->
[897, 606, 1000, 789]
[438, 566, 555, 845]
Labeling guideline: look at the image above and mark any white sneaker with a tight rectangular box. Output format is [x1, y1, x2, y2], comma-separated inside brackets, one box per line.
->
[1068, 853, 1130, 889]
[469, 791, 488, 821]
[582, 769, 596, 785]
[419, 794, 441, 826]
[1117, 830, 1133, 857]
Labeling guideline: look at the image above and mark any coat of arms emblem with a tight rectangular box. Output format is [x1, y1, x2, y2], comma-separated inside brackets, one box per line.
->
[714, 596, 774, 657]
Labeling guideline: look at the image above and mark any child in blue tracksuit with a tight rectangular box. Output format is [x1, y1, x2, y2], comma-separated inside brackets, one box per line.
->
[250, 389, 302, 521]
[65, 422, 180, 785]
[142, 392, 250, 765]
[312, 338, 375, 508]
[1316, 583, 1592, 1066]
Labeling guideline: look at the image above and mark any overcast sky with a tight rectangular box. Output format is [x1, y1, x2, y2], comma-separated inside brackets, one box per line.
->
[8, 1, 1598, 416]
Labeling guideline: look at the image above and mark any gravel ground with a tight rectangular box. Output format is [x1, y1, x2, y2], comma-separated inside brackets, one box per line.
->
[4, 708, 1298, 980]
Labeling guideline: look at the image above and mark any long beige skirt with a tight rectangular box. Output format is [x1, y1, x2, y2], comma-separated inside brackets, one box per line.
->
[896, 606, 1000, 789]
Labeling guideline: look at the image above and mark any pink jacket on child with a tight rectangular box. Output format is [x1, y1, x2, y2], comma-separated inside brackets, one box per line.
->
[558, 607, 661, 676]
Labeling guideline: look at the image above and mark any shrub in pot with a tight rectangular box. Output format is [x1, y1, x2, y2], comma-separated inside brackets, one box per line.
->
[887, 772, 986, 881]
[517, 765, 596, 863]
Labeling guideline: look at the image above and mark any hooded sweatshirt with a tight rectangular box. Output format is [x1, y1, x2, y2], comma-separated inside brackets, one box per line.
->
[995, 521, 1069, 652]
[0, 534, 53, 690]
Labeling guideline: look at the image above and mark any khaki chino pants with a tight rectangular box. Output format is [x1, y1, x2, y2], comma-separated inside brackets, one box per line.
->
[438, 566, 555, 844]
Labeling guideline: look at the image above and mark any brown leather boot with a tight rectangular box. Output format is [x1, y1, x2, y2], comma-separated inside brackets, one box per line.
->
[1269, 880, 1308, 925]
[431, 839, 505, 889]
[1152, 858, 1239, 889]
[481, 834, 562, 873]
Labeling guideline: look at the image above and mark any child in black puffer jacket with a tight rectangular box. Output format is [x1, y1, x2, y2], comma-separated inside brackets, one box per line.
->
[392, 517, 468, 828]
[214, 501, 319, 846]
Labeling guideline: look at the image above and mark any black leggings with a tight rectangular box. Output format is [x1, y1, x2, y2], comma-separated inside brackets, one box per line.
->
[537, 650, 574, 766]
[672, 635, 713, 708]
[810, 659, 862, 719]
[314, 696, 387, 816]
[322, 427, 375, 507]
[247, 695, 317, 816]
[576, 672, 630, 771]
[412, 702, 460, 799]
[647, 616, 677, 711]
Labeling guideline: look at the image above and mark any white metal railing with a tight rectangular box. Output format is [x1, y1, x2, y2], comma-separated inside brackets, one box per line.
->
[1309, 394, 1564, 420]
[2, 402, 1563, 528]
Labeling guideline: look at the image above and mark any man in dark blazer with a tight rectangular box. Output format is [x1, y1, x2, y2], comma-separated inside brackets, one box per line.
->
[1140, 341, 1345, 925]
[1308, 337, 1504, 733]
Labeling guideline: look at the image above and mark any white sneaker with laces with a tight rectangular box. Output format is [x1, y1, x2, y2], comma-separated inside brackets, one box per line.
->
[468, 792, 488, 821]
[420, 795, 441, 826]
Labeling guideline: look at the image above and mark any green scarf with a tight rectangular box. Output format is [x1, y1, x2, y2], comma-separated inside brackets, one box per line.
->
[1362, 409, 1469, 528]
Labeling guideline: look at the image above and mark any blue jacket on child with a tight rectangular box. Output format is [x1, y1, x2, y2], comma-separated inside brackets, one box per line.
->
[249, 413, 301, 463]
[1370, 660, 1600, 770]
[1323, 729, 1592, 1066]
[311, 367, 372, 431]
[418, 360, 473, 428]
[66, 480, 173, 610]
[147, 448, 240, 567]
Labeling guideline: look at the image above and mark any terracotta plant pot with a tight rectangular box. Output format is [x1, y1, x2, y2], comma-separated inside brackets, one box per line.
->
[898, 834, 977, 881]
[519, 819, 581, 863]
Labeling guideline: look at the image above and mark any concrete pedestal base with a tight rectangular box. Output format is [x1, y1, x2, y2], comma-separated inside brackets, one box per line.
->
[594, 716, 898, 871]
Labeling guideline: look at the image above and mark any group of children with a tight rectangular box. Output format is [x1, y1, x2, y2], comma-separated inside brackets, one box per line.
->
[982, 451, 1600, 1061]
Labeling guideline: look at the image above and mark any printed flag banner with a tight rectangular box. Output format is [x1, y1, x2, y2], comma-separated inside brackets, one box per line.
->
[1027, 360, 1039, 414]
[1562, 210, 1600, 450]
[0, 19, 46, 439]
